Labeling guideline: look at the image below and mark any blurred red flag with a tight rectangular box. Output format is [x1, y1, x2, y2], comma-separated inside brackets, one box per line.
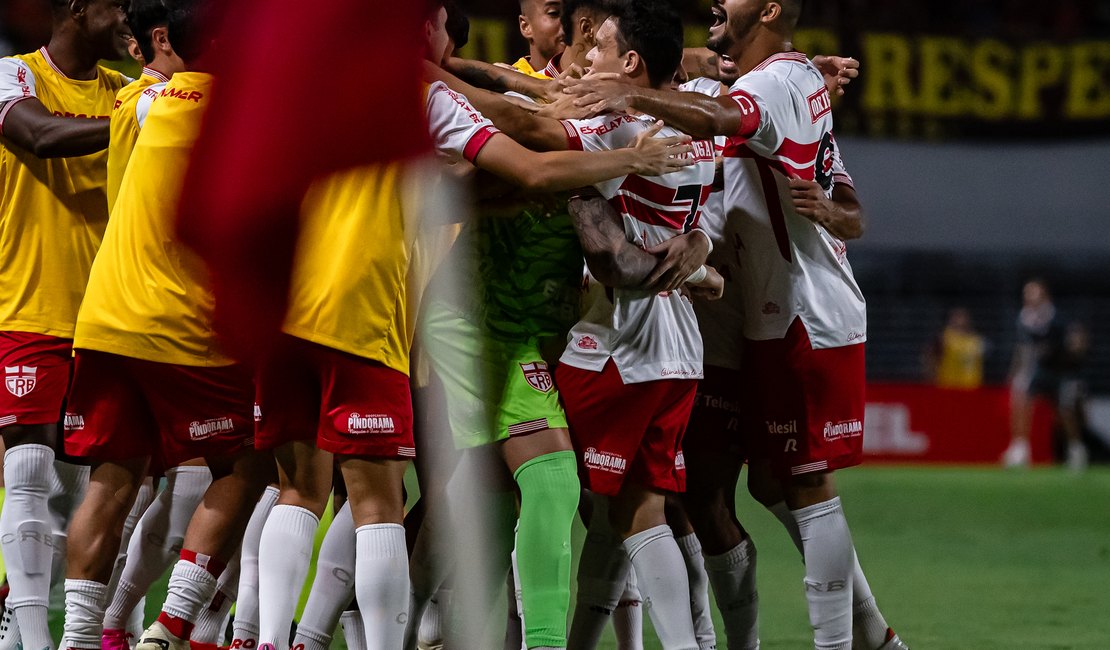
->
[176, 0, 431, 364]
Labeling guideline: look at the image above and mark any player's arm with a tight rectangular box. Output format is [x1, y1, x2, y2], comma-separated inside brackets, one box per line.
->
[443, 57, 556, 102]
[472, 123, 691, 193]
[0, 59, 110, 158]
[568, 193, 658, 288]
[425, 62, 570, 152]
[790, 179, 864, 240]
[681, 48, 721, 80]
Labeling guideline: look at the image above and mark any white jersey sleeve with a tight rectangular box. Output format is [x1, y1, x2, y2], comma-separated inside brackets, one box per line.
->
[135, 82, 166, 129]
[0, 58, 37, 131]
[425, 81, 500, 164]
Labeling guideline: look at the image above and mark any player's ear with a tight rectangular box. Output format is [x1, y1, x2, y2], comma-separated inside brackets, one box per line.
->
[519, 14, 533, 41]
[579, 14, 593, 45]
[68, 0, 88, 18]
[152, 26, 171, 53]
[761, 2, 782, 23]
[623, 48, 641, 78]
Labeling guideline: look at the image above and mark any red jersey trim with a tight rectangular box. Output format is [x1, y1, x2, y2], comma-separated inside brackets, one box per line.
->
[832, 172, 854, 188]
[562, 120, 583, 151]
[543, 58, 562, 78]
[752, 51, 809, 72]
[0, 95, 34, 134]
[143, 67, 171, 83]
[463, 125, 500, 163]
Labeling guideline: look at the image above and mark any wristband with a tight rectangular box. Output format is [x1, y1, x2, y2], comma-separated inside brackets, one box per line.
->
[691, 227, 713, 254]
[686, 265, 708, 284]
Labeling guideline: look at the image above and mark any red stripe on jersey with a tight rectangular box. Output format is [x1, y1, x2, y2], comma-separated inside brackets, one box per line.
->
[612, 194, 688, 231]
[728, 90, 762, 139]
[752, 51, 809, 72]
[463, 125, 499, 163]
[723, 140, 813, 181]
[619, 174, 689, 207]
[776, 137, 820, 170]
[754, 158, 793, 263]
[562, 120, 583, 151]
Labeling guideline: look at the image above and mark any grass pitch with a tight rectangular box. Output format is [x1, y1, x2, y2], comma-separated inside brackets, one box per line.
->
[65, 465, 1109, 649]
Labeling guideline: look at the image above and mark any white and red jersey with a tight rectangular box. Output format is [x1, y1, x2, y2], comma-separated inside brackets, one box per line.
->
[558, 112, 716, 384]
[722, 52, 865, 349]
[425, 81, 500, 163]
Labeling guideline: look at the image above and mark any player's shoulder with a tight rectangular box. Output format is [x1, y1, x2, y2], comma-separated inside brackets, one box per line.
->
[679, 76, 724, 97]
[732, 51, 818, 93]
[97, 64, 133, 90]
[0, 52, 36, 78]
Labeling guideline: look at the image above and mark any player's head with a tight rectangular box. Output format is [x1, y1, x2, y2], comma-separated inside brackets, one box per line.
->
[518, 0, 565, 63]
[587, 0, 683, 90]
[560, 0, 614, 50]
[444, 0, 470, 56]
[166, 0, 211, 67]
[127, 0, 171, 65]
[423, 0, 451, 64]
[51, 0, 132, 61]
[707, 0, 802, 61]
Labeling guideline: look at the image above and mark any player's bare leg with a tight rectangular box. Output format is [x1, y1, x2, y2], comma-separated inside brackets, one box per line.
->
[338, 456, 409, 648]
[138, 449, 271, 650]
[257, 441, 333, 649]
[608, 484, 697, 650]
[61, 456, 150, 650]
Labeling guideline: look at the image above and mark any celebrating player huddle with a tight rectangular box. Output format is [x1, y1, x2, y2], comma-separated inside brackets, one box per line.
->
[0, 0, 907, 649]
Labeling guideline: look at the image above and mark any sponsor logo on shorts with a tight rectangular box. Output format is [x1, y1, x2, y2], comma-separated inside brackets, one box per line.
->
[583, 447, 627, 475]
[63, 413, 85, 431]
[346, 413, 396, 435]
[675, 451, 686, 471]
[188, 417, 235, 440]
[253, 403, 262, 423]
[766, 420, 797, 435]
[4, 366, 36, 398]
[698, 393, 741, 413]
[230, 640, 256, 649]
[577, 336, 598, 350]
[823, 419, 863, 441]
[762, 302, 781, 315]
[520, 361, 554, 393]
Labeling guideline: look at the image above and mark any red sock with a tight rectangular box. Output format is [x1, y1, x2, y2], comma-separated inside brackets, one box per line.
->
[190, 642, 219, 650]
[156, 611, 194, 640]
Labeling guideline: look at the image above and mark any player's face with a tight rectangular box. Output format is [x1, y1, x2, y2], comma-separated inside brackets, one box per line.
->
[707, 0, 764, 60]
[522, 0, 565, 61]
[83, 0, 132, 61]
[585, 18, 627, 79]
[425, 7, 451, 65]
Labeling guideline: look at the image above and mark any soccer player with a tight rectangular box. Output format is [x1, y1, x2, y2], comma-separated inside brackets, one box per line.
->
[515, 0, 565, 77]
[563, 1, 908, 648]
[0, 2, 130, 649]
[57, 5, 272, 650]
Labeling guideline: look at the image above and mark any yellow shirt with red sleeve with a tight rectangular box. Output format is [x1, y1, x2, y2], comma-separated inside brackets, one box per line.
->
[284, 164, 419, 376]
[511, 56, 560, 79]
[74, 71, 232, 367]
[0, 47, 129, 338]
[106, 67, 170, 212]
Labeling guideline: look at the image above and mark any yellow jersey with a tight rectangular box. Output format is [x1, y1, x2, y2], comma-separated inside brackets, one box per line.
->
[936, 328, 985, 390]
[284, 165, 421, 375]
[0, 48, 129, 338]
[75, 72, 231, 367]
[511, 56, 558, 80]
[106, 67, 169, 212]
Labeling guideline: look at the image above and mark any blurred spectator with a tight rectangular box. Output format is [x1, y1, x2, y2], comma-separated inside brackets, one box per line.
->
[1054, 322, 1093, 469]
[924, 307, 986, 389]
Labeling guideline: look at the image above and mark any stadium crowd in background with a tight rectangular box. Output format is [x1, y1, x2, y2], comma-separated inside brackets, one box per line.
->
[0, 0, 928, 648]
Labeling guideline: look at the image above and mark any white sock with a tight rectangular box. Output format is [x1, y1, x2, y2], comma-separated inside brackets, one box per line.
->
[417, 587, 448, 649]
[104, 466, 210, 630]
[127, 595, 146, 640]
[48, 461, 89, 591]
[63, 579, 107, 649]
[612, 568, 643, 650]
[505, 552, 523, 650]
[793, 498, 854, 650]
[1, 444, 57, 650]
[567, 513, 631, 650]
[339, 610, 366, 650]
[703, 538, 759, 650]
[296, 502, 356, 649]
[162, 559, 218, 628]
[231, 485, 279, 646]
[192, 550, 241, 645]
[622, 525, 697, 650]
[105, 478, 154, 611]
[354, 524, 410, 648]
[675, 533, 717, 650]
[257, 504, 319, 647]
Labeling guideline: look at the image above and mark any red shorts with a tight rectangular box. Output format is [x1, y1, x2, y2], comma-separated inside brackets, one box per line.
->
[0, 332, 73, 428]
[743, 318, 865, 478]
[64, 350, 255, 467]
[683, 365, 752, 462]
[255, 336, 414, 458]
[556, 360, 697, 497]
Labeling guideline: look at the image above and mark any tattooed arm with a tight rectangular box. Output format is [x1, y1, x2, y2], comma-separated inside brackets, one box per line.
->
[569, 193, 658, 288]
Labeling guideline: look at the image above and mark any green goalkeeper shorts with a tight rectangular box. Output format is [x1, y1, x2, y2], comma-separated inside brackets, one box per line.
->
[421, 302, 568, 449]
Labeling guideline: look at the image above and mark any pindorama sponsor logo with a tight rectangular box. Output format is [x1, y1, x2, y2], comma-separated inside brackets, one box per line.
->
[675, 451, 686, 471]
[583, 447, 628, 475]
[823, 419, 863, 441]
[188, 417, 235, 441]
[347, 413, 396, 435]
[4, 366, 36, 397]
[63, 412, 85, 431]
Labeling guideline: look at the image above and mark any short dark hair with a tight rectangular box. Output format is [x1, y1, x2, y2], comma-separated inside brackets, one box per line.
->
[778, 0, 803, 29]
[166, 0, 205, 63]
[128, 0, 170, 63]
[444, 0, 470, 50]
[560, 0, 613, 46]
[609, 0, 682, 88]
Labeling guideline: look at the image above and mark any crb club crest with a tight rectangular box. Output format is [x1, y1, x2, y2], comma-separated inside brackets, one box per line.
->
[520, 361, 553, 393]
[5, 366, 36, 397]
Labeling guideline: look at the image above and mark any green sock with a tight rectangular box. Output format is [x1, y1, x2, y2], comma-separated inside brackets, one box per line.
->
[513, 450, 580, 649]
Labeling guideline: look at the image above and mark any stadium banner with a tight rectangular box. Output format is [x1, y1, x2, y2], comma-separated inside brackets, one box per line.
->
[863, 384, 1054, 464]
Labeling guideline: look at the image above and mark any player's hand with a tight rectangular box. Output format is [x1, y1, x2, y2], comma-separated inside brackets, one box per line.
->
[687, 266, 724, 300]
[645, 230, 711, 292]
[535, 92, 594, 119]
[789, 177, 836, 226]
[812, 55, 859, 96]
[562, 74, 632, 115]
[630, 120, 694, 176]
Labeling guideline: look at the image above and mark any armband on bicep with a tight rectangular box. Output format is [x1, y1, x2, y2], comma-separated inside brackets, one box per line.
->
[728, 90, 762, 139]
